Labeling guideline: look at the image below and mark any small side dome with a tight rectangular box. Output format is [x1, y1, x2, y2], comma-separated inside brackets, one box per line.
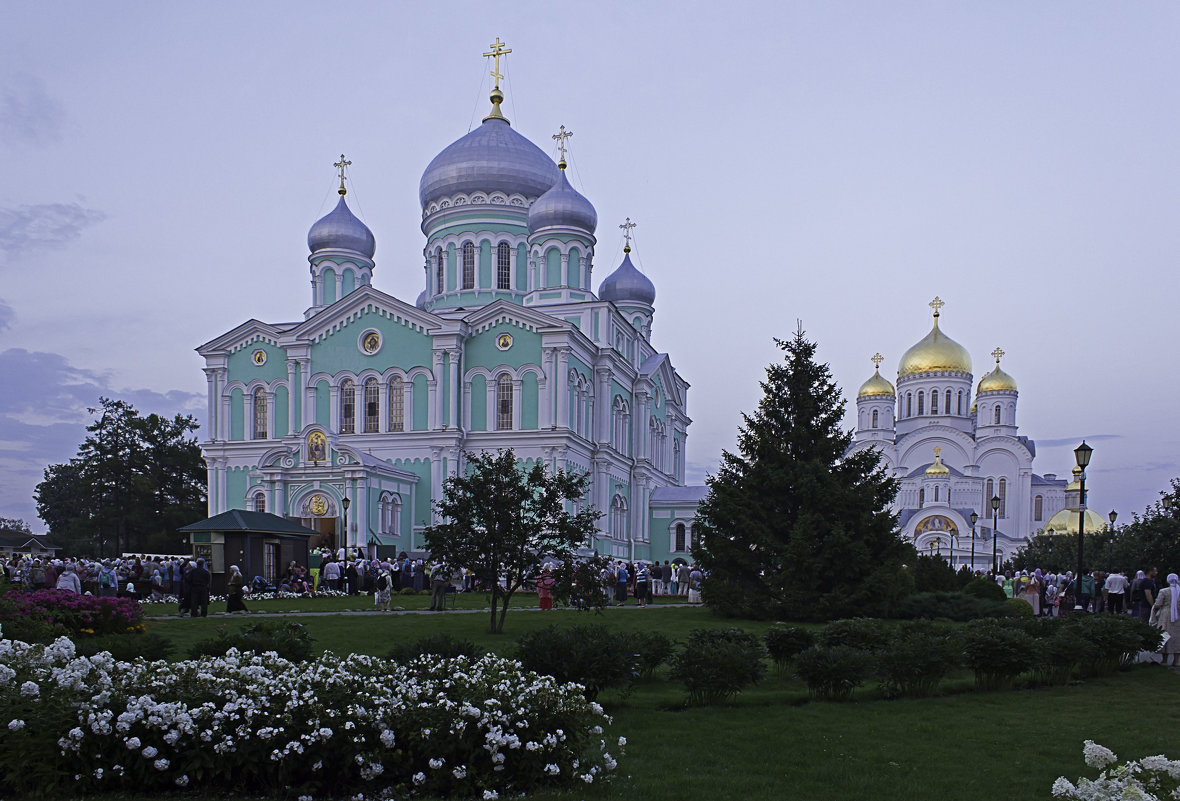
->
[528, 169, 597, 233]
[308, 195, 375, 258]
[858, 368, 895, 398]
[978, 367, 1017, 393]
[925, 447, 950, 475]
[415, 289, 427, 309]
[599, 251, 655, 305]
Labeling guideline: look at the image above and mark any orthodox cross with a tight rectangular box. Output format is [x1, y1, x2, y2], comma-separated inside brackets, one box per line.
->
[991, 346, 1005, 365]
[933, 446, 942, 459]
[871, 352, 884, 370]
[334, 154, 352, 195]
[929, 296, 945, 317]
[619, 217, 637, 250]
[552, 125, 573, 162]
[484, 38, 512, 89]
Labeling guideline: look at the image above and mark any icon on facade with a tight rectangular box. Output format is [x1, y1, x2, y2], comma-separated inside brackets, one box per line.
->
[252, 349, 267, 365]
[309, 494, 328, 516]
[496, 332, 513, 351]
[362, 331, 381, 354]
[307, 431, 327, 464]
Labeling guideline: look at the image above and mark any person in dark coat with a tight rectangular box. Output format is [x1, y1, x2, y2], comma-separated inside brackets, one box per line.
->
[344, 560, 359, 595]
[178, 561, 193, 616]
[188, 558, 212, 618]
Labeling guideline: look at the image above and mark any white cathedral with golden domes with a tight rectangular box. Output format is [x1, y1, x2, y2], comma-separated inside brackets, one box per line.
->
[848, 297, 1074, 569]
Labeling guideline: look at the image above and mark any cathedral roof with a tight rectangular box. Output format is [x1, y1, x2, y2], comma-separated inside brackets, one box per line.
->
[898, 298, 972, 378]
[307, 194, 375, 258]
[419, 111, 560, 208]
[599, 250, 655, 305]
[528, 166, 597, 234]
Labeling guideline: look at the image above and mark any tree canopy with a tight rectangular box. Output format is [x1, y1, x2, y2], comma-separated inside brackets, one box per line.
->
[34, 397, 207, 555]
[693, 327, 911, 621]
[423, 449, 600, 633]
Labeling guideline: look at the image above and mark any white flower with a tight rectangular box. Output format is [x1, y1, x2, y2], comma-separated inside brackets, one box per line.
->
[7, 719, 24, 732]
[1051, 776, 1076, 797]
[142, 745, 159, 758]
[379, 729, 396, 748]
[174, 775, 189, 787]
[545, 763, 560, 775]
[429, 757, 444, 769]
[1083, 740, 1118, 769]
[412, 772, 426, 786]
[618, 736, 627, 747]
[19, 681, 39, 697]
[452, 766, 467, 779]
[124, 736, 141, 749]
[298, 796, 314, 801]
[482, 791, 499, 800]
[154, 758, 170, 771]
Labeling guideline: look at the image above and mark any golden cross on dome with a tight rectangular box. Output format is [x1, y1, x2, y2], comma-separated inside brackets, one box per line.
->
[929, 296, 945, 317]
[484, 37, 512, 89]
[619, 217, 637, 251]
[334, 154, 352, 195]
[552, 125, 573, 163]
[991, 347, 1005, 365]
[871, 352, 884, 370]
[933, 446, 942, 459]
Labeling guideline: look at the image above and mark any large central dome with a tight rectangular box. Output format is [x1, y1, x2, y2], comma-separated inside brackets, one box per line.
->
[898, 312, 972, 378]
[419, 116, 560, 208]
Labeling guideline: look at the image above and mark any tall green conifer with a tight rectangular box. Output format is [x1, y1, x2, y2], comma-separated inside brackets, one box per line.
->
[693, 327, 910, 620]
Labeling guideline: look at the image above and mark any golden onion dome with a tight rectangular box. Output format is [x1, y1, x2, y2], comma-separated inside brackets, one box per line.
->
[977, 347, 1017, 392]
[898, 299, 972, 378]
[858, 368, 896, 398]
[925, 447, 950, 475]
[1065, 466, 1082, 492]
[1043, 507, 1109, 536]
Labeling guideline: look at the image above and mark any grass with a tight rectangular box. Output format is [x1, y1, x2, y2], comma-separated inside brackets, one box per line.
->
[137, 602, 1180, 801]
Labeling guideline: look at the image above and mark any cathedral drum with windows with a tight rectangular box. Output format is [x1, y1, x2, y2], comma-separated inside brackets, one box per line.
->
[196, 44, 706, 562]
[848, 298, 1068, 569]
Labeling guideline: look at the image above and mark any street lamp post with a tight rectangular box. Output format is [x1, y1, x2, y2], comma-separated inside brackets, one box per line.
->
[990, 495, 1001, 576]
[1074, 441, 1093, 611]
[1108, 509, 1117, 531]
[341, 496, 351, 555]
[969, 511, 978, 574]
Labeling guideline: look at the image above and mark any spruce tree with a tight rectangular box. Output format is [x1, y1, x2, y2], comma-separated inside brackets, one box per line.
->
[693, 326, 910, 620]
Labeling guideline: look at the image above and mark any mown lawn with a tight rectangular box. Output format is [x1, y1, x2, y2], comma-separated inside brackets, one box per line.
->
[140, 604, 1180, 801]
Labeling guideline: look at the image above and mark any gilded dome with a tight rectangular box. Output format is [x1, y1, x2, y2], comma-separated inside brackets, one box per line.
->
[978, 367, 1017, 393]
[898, 304, 972, 378]
[858, 368, 895, 398]
[1043, 507, 1108, 536]
[1066, 466, 1082, 492]
[925, 448, 950, 475]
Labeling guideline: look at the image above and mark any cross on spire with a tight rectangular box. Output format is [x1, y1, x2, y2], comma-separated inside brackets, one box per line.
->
[334, 154, 352, 196]
[552, 125, 573, 165]
[933, 446, 942, 460]
[991, 347, 1005, 365]
[929, 296, 945, 317]
[871, 352, 884, 370]
[484, 37, 512, 89]
[619, 217, 637, 252]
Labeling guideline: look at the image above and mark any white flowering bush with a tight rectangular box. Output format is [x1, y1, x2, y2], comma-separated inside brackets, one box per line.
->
[1052, 740, 1180, 801]
[0, 627, 618, 798]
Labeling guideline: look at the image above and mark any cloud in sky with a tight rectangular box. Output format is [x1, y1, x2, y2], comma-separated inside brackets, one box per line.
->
[0, 73, 64, 145]
[0, 202, 106, 258]
[1036, 435, 1123, 449]
[0, 348, 203, 530]
[0, 299, 13, 332]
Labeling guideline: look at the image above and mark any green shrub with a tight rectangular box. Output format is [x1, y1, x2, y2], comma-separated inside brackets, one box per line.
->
[875, 625, 962, 699]
[72, 632, 173, 662]
[1062, 614, 1151, 676]
[963, 577, 1007, 603]
[961, 619, 1035, 690]
[911, 554, 959, 592]
[399, 587, 417, 595]
[189, 621, 315, 662]
[516, 624, 639, 700]
[0, 615, 61, 645]
[764, 625, 815, 668]
[817, 618, 891, 651]
[1003, 598, 1035, 618]
[1032, 629, 1088, 685]
[894, 591, 1006, 621]
[387, 633, 482, 663]
[629, 630, 675, 678]
[669, 628, 766, 706]
[794, 645, 873, 701]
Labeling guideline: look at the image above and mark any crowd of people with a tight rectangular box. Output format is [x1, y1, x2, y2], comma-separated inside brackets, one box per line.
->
[606, 560, 703, 607]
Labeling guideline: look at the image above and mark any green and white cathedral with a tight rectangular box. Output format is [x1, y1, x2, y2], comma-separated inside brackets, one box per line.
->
[196, 61, 706, 561]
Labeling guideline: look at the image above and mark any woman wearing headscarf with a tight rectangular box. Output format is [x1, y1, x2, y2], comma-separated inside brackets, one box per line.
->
[225, 565, 248, 613]
[54, 564, 82, 594]
[1149, 573, 1180, 667]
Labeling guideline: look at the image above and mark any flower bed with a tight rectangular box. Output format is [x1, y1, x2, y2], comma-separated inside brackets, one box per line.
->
[0, 590, 143, 637]
[0, 628, 618, 799]
[1053, 740, 1179, 800]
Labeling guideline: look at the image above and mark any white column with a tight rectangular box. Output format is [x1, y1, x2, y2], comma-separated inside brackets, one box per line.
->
[335, 272, 343, 302]
[355, 385, 364, 435]
[329, 384, 341, 432]
[357, 482, 369, 551]
[287, 361, 299, 435]
[216, 458, 227, 512]
[560, 252, 570, 287]
[540, 347, 555, 429]
[556, 348, 570, 429]
[462, 380, 472, 429]
[379, 379, 390, 433]
[512, 379, 523, 430]
[203, 369, 219, 441]
[403, 381, 414, 432]
[430, 351, 445, 429]
[486, 380, 497, 429]
[430, 448, 443, 524]
[219, 392, 231, 441]
[595, 368, 611, 445]
[448, 350, 460, 431]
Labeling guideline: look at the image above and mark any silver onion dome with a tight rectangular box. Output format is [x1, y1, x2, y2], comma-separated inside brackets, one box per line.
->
[598, 251, 655, 305]
[528, 168, 597, 233]
[307, 195, 376, 258]
[419, 117, 560, 208]
[415, 289, 427, 309]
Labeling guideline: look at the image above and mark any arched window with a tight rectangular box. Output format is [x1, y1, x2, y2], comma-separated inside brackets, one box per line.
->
[675, 523, 686, 552]
[871, 409, 878, 428]
[934, 485, 940, 502]
[364, 378, 379, 433]
[998, 478, 1007, 517]
[945, 390, 952, 414]
[994, 405, 1001, 425]
[917, 391, 925, 415]
[388, 376, 404, 432]
[610, 494, 628, 540]
[906, 393, 912, 417]
[379, 492, 401, 534]
[435, 248, 444, 294]
[253, 387, 267, 439]
[496, 374, 513, 430]
[253, 492, 266, 513]
[497, 242, 511, 290]
[612, 397, 629, 452]
[931, 389, 939, 415]
[1034, 494, 1043, 522]
[919, 487, 925, 507]
[462, 242, 475, 289]
[957, 391, 963, 415]
[986, 478, 994, 511]
[340, 379, 355, 433]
